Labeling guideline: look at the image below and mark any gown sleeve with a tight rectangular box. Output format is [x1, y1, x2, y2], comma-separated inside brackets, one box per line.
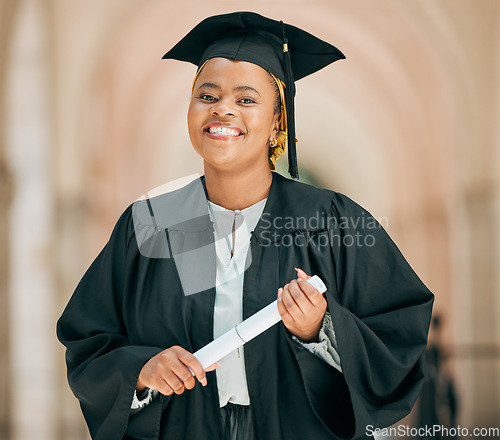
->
[291, 311, 342, 372]
[56, 206, 167, 440]
[287, 193, 434, 439]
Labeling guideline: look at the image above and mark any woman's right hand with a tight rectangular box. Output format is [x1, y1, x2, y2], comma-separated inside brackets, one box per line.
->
[136, 346, 219, 396]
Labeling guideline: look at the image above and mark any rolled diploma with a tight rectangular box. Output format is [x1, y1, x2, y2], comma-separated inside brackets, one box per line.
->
[193, 275, 327, 370]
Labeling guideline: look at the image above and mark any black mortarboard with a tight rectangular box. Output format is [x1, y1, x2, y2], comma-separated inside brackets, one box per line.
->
[162, 11, 345, 179]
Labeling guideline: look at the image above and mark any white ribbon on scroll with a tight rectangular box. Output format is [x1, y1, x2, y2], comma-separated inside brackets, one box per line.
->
[193, 275, 327, 370]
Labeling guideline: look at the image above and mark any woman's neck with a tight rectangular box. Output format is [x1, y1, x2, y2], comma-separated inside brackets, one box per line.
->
[204, 165, 272, 211]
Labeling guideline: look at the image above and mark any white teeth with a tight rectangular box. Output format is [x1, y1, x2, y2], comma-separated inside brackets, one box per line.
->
[209, 127, 240, 136]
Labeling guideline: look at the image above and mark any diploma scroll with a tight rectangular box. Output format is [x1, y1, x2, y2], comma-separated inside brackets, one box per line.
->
[193, 275, 327, 370]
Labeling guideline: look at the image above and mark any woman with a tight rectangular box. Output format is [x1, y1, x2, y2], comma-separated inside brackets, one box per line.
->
[57, 12, 434, 440]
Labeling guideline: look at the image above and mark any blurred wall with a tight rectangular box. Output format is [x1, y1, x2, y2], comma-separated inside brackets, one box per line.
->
[1, 0, 499, 439]
[0, 2, 16, 438]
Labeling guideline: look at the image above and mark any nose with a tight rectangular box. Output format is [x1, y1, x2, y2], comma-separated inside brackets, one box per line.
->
[211, 98, 236, 117]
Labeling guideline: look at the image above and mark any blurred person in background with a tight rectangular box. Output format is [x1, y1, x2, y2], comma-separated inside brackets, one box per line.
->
[415, 314, 458, 440]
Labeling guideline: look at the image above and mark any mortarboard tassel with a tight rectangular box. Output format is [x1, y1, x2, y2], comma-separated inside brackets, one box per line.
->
[281, 21, 299, 180]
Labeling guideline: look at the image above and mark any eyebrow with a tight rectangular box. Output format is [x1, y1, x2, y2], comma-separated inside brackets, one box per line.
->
[196, 82, 261, 96]
[196, 82, 221, 91]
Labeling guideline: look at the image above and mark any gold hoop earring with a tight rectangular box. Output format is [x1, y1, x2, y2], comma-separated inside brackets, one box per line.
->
[269, 139, 278, 148]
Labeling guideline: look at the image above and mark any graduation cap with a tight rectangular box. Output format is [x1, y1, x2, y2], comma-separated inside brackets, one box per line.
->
[162, 11, 345, 179]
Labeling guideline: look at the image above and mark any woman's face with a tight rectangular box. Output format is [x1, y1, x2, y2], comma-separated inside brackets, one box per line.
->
[188, 57, 280, 175]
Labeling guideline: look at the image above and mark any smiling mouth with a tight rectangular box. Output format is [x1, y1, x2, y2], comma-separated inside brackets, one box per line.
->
[205, 126, 244, 137]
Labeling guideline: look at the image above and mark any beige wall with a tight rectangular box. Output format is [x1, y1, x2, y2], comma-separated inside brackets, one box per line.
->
[0, 1, 16, 438]
[1, 0, 499, 438]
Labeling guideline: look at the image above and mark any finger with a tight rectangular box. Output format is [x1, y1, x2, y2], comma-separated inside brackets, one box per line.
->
[156, 378, 175, 396]
[287, 280, 317, 315]
[297, 278, 327, 308]
[173, 347, 208, 387]
[277, 286, 283, 300]
[176, 367, 198, 391]
[175, 352, 204, 388]
[277, 287, 295, 325]
[205, 362, 221, 372]
[281, 282, 304, 319]
[162, 368, 186, 395]
[295, 267, 310, 280]
[159, 349, 195, 391]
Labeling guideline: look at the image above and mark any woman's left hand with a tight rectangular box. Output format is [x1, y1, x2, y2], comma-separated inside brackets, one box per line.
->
[277, 268, 327, 342]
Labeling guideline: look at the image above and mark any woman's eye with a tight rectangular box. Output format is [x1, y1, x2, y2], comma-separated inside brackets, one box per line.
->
[239, 98, 256, 104]
[199, 94, 217, 102]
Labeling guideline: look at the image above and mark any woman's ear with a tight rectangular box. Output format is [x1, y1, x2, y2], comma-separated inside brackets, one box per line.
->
[272, 113, 280, 136]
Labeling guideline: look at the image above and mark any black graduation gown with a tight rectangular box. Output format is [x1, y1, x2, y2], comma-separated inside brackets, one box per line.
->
[57, 171, 434, 440]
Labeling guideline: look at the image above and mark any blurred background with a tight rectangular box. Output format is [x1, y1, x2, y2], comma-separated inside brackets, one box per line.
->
[0, 0, 499, 439]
